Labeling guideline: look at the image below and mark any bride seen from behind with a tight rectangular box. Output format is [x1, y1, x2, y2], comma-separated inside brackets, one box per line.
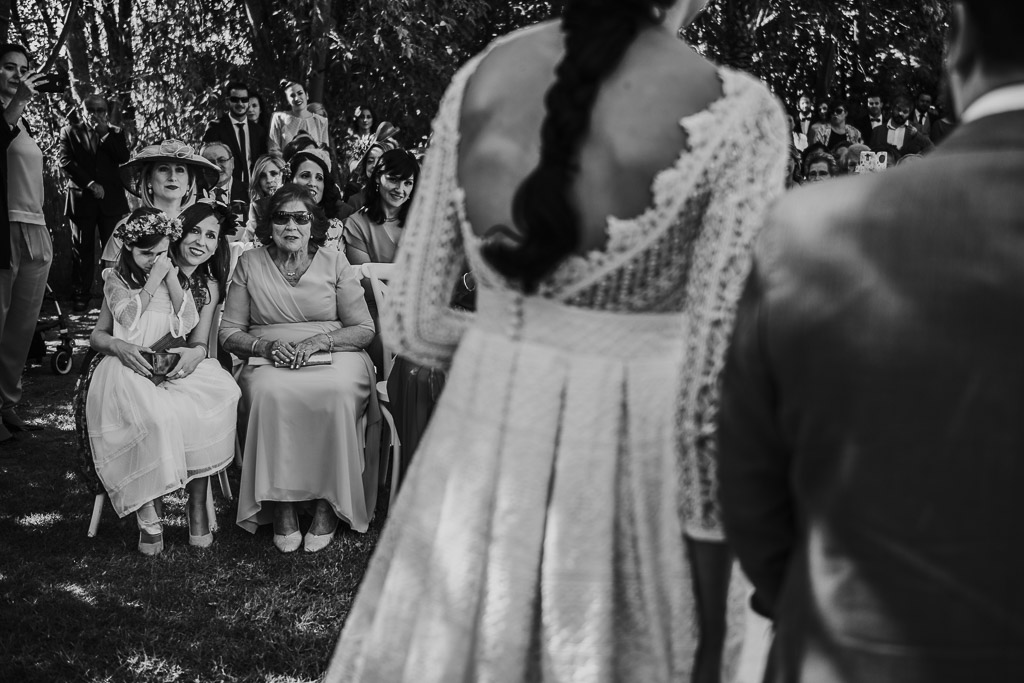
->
[327, 0, 789, 681]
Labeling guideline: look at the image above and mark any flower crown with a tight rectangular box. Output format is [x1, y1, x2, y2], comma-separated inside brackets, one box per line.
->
[114, 212, 183, 245]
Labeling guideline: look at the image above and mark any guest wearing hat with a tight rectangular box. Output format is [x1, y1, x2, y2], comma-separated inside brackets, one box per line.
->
[287, 147, 354, 249]
[101, 139, 220, 264]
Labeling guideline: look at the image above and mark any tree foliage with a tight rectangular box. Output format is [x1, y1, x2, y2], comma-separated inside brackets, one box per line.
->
[688, 0, 952, 111]
[2, 0, 951, 294]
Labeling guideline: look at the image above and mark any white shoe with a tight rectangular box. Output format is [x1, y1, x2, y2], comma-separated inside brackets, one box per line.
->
[273, 530, 302, 553]
[303, 528, 336, 553]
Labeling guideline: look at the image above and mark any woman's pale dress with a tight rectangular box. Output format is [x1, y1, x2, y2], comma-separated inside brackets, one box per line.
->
[221, 247, 380, 533]
[268, 111, 330, 157]
[326, 33, 789, 683]
[87, 270, 240, 517]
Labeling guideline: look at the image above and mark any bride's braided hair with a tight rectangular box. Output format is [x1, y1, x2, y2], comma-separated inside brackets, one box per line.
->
[483, 0, 674, 293]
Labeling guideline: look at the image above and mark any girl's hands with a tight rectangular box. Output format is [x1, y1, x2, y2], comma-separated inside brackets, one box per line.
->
[112, 340, 154, 376]
[166, 346, 206, 380]
[148, 253, 174, 284]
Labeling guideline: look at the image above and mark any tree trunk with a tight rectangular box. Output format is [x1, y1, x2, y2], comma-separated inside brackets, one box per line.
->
[307, 0, 334, 104]
[0, 0, 13, 42]
[63, 3, 92, 101]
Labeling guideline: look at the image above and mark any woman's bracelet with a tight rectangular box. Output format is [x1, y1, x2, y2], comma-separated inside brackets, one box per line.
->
[322, 333, 334, 352]
[188, 341, 209, 354]
[250, 337, 262, 357]
[462, 272, 475, 292]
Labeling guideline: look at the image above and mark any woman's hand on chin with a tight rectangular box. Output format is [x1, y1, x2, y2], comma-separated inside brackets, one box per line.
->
[166, 345, 206, 380]
[112, 340, 154, 377]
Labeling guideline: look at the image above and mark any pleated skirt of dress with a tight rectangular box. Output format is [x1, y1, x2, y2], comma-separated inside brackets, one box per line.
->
[327, 292, 701, 683]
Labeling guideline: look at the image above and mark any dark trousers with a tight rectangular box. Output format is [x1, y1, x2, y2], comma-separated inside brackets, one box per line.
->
[70, 212, 120, 299]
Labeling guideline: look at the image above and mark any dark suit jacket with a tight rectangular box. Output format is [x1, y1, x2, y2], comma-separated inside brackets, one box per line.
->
[58, 122, 130, 219]
[718, 109, 1024, 683]
[202, 114, 267, 202]
[869, 123, 934, 157]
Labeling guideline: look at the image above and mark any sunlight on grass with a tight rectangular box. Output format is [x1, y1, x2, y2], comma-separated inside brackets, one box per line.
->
[57, 582, 98, 606]
[16, 511, 64, 528]
[122, 651, 186, 679]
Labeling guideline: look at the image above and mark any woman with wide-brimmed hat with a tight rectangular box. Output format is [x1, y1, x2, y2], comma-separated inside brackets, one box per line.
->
[101, 139, 220, 263]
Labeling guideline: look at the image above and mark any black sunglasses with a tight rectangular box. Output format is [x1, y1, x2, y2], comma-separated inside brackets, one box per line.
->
[271, 211, 312, 226]
[228, 96, 249, 104]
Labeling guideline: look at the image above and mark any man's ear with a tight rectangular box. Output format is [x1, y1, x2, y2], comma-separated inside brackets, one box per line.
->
[946, 2, 977, 77]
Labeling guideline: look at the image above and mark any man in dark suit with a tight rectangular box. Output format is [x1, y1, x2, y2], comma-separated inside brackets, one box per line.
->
[868, 94, 935, 158]
[201, 80, 266, 207]
[58, 94, 130, 310]
[851, 89, 885, 137]
[718, 1, 1024, 681]
[914, 90, 938, 140]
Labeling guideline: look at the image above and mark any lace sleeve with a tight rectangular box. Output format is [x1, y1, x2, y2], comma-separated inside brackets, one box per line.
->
[103, 269, 143, 331]
[169, 287, 199, 339]
[678, 81, 790, 540]
[382, 65, 475, 369]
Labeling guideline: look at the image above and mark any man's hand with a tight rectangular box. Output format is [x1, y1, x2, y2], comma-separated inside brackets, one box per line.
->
[88, 182, 105, 200]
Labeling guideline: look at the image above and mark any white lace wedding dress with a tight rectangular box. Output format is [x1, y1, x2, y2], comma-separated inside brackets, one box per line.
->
[326, 34, 788, 683]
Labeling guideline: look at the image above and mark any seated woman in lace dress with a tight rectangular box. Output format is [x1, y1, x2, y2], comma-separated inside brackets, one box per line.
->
[219, 184, 378, 554]
[87, 208, 240, 556]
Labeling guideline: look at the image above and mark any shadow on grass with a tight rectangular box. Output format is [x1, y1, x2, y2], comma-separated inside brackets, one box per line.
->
[0, 350, 384, 682]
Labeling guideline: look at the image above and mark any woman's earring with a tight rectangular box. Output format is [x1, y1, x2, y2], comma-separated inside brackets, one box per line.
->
[650, 4, 666, 23]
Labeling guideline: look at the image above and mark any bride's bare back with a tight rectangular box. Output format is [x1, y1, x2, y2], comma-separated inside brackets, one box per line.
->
[457, 20, 723, 254]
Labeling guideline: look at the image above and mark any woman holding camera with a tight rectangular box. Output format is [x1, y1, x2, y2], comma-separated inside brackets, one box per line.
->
[87, 207, 240, 556]
[0, 43, 51, 440]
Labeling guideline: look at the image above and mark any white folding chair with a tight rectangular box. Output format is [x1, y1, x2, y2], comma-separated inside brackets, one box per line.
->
[359, 262, 402, 509]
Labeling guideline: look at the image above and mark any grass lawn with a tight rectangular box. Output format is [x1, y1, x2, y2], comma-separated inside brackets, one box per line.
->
[0, 306, 383, 682]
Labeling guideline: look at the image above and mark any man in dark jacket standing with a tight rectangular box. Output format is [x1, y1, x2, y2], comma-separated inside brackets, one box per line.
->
[718, 2, 1024, 681]
[58, 94, 129, 310]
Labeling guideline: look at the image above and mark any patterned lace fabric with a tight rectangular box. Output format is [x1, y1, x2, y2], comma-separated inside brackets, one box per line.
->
[385, 49, 789, 540]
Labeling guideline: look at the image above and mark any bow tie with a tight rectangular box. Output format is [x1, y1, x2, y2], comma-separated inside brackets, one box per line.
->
[799, 114, 812, 121]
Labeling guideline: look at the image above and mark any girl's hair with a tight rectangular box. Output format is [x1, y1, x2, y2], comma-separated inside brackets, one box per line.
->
[363, 149, 420, 226]
[173, 202, 237, 303]
[255, 183, 329, 249]
[115, 208, 172, 290]
[250, 154, 286, 203]
[287, 150, 345, 220]
[481, 0, 673, 293]
[139, 161, 197, 209]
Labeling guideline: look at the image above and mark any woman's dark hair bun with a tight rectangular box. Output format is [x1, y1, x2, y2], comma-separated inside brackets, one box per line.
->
[482, 0, 673, 293]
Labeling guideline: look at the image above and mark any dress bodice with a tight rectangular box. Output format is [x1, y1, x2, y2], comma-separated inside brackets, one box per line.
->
[383, 30, 789, 537]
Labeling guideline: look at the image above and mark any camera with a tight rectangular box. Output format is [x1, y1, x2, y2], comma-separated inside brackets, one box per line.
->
[35, 72, 69, 94]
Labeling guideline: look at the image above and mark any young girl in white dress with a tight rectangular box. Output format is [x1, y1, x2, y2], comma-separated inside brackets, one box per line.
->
[87, 207, 240, 556]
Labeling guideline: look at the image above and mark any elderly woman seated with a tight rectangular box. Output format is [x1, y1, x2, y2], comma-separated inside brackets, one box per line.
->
[219, 183, 379, 554]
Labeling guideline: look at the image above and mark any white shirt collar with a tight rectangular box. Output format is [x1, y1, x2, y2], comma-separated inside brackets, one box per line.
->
[961, 82, 1024, 124]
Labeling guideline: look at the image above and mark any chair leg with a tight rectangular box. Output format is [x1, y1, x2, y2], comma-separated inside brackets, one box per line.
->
[88, 492, 105, 538]
[379, 405, 402, 508]
[205, 483, 218, 533]
[217, 467, 233, 501]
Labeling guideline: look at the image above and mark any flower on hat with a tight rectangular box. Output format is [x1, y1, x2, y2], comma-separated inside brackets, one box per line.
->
[114, 211, 183, 245]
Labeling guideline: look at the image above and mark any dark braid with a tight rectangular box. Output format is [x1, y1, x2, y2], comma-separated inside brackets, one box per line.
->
[482, 0, 672, 293]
